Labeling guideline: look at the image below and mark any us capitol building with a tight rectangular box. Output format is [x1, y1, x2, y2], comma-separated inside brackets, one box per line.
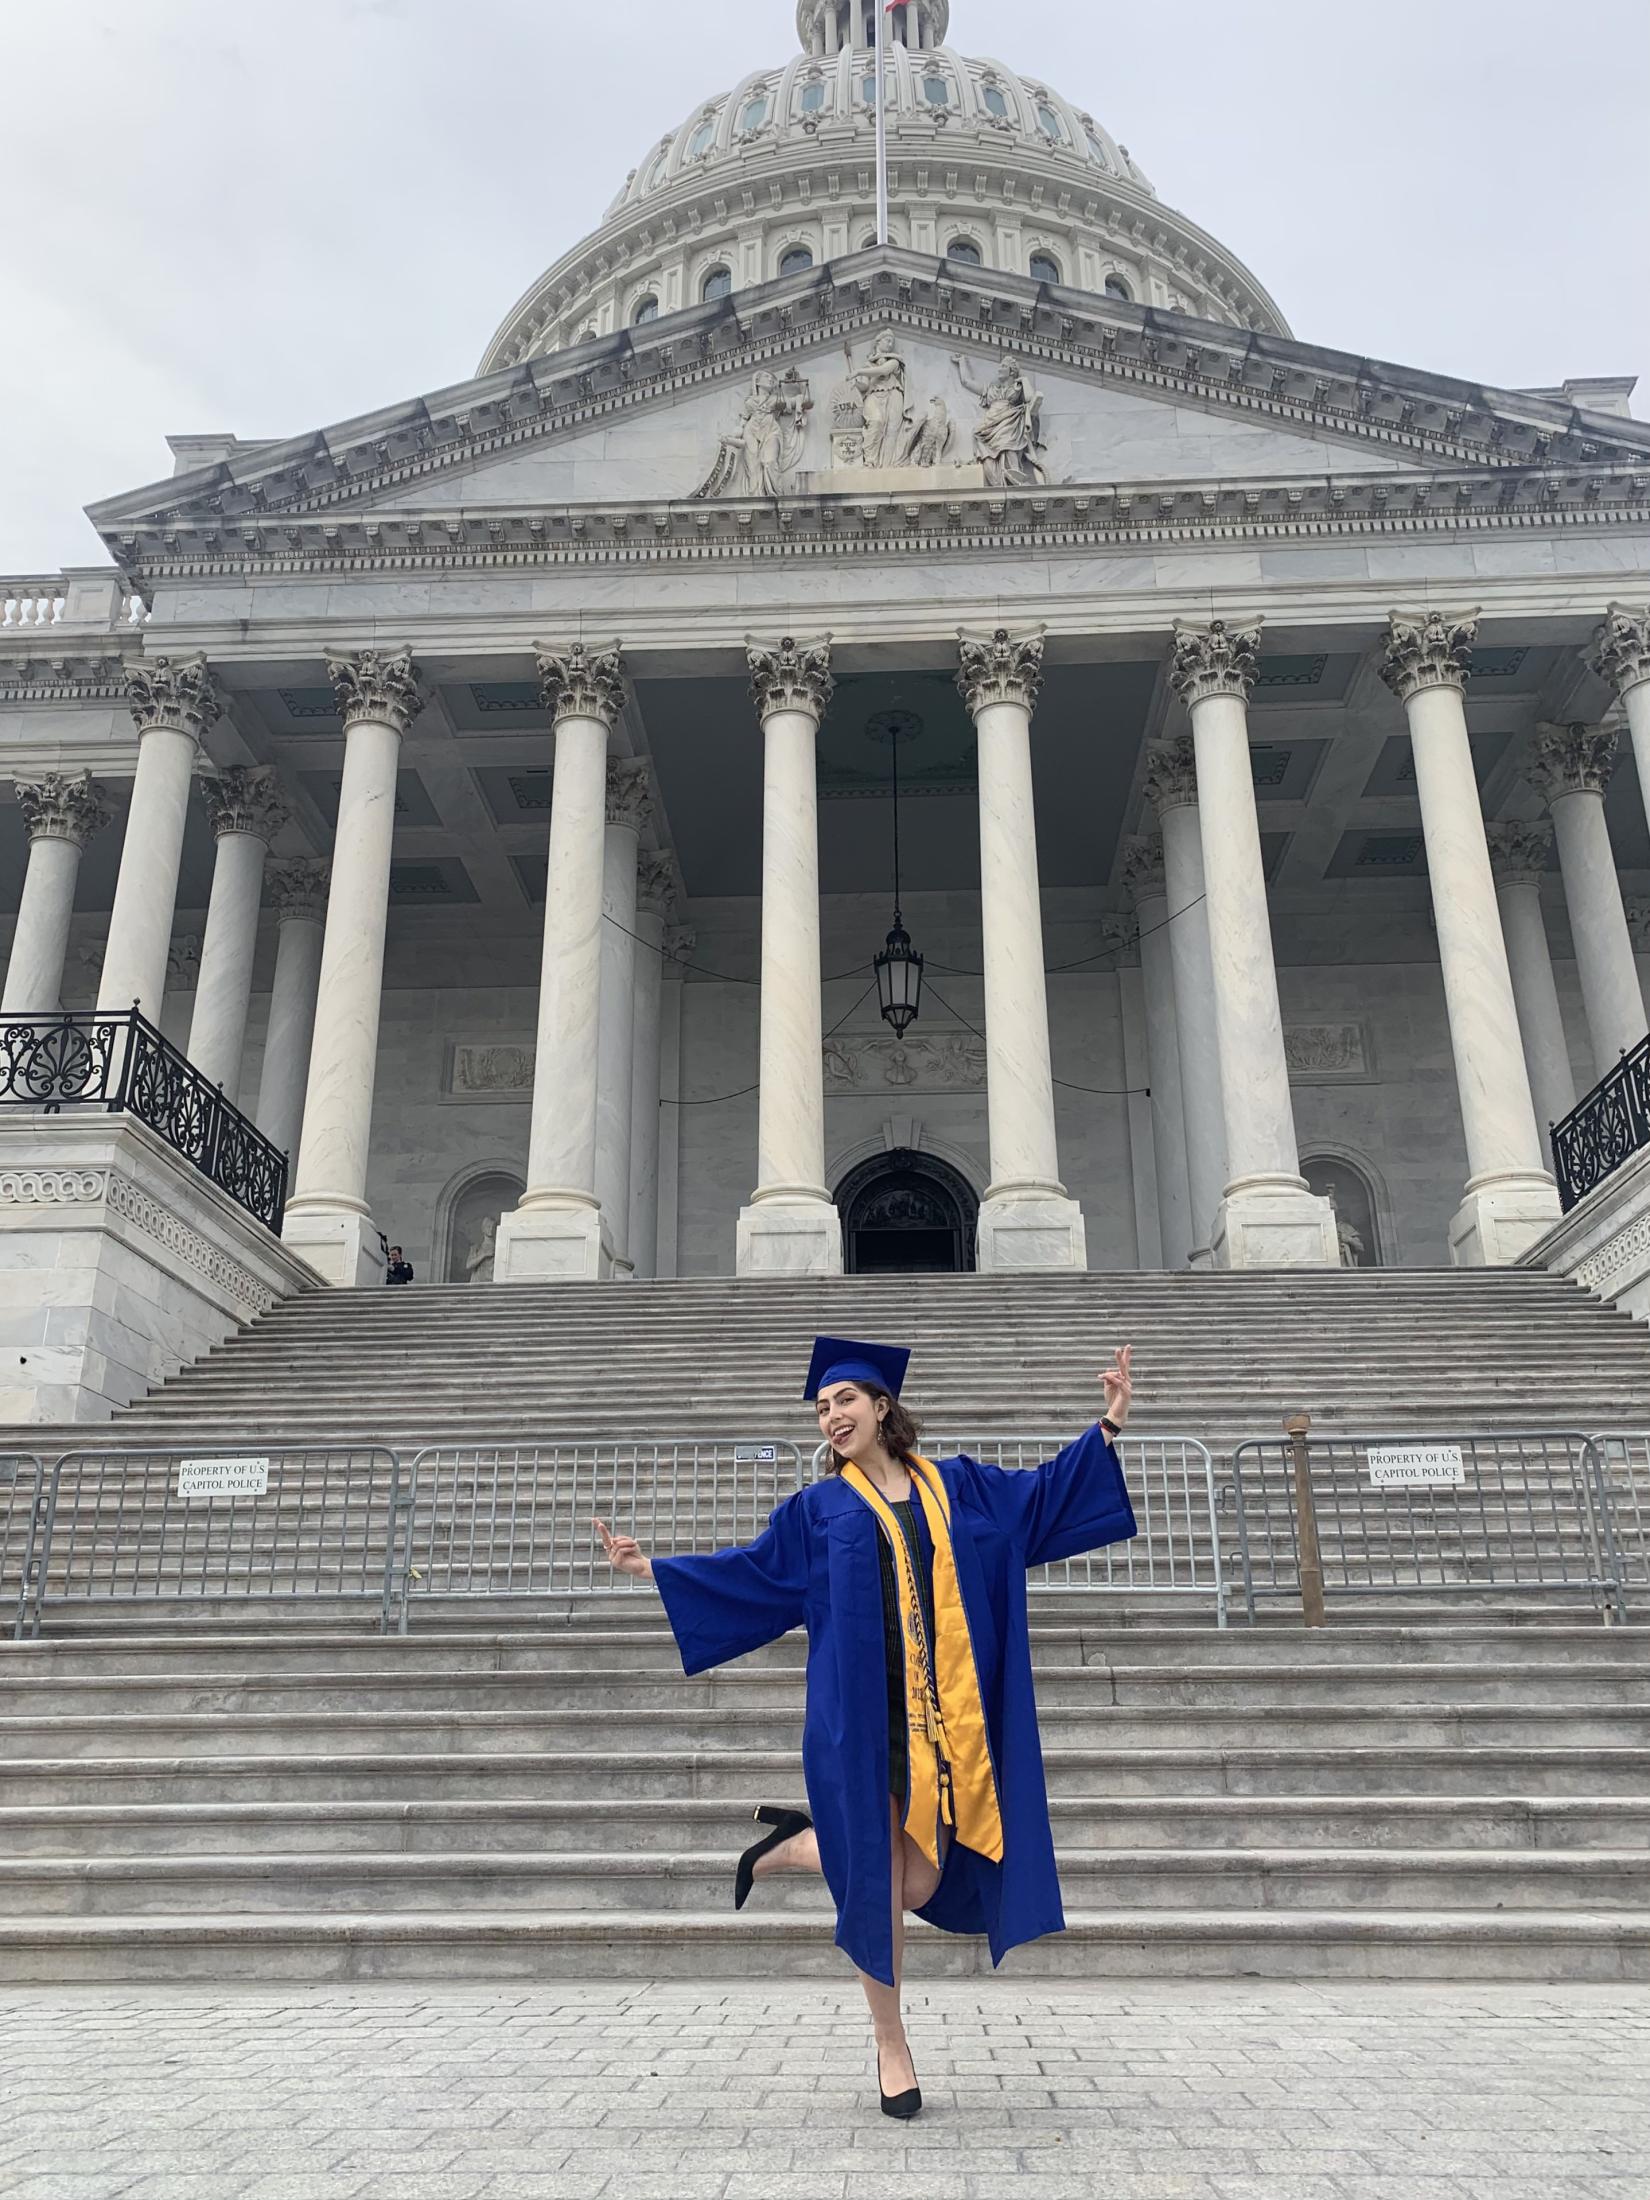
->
[3, 0, 1650, 1420]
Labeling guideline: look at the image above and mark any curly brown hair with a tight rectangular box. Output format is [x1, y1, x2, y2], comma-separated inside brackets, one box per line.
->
[819, 1382, 924, 1475]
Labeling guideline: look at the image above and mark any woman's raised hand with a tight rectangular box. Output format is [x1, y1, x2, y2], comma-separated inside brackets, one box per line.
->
[1099, 1343, 1134, 1432]
[594, 1517, 654, 1582]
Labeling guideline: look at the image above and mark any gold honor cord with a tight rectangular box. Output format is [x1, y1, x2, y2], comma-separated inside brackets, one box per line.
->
[841, 1456, 1005, 1869]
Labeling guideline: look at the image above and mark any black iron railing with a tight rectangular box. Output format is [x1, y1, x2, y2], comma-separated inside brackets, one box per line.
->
[1551, 1036, 1650, 1213]
[0, 1009, 288, 1231]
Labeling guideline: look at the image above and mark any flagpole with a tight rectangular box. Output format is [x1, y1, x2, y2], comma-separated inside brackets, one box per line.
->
[874, 0, 889, 246]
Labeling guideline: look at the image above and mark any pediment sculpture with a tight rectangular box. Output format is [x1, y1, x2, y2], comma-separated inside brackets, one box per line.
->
[691, 368, 814, 498]
[950, 352, 1048, 488]
[829, 334, 959, 473]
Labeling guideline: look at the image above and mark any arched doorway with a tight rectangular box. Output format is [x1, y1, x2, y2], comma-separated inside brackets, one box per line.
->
[835, 1149, 978, 1274]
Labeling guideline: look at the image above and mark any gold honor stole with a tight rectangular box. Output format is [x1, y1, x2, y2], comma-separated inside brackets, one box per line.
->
[842, 1454, 1005, 1869]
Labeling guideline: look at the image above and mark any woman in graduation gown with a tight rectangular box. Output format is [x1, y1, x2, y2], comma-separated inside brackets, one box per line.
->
[594, 1335, 1136, 2117]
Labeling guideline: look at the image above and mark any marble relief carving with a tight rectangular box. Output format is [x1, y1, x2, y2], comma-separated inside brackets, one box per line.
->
[1283, 1023, 1369, 1079]
[693, 370, 814, 497]
[446, 1043, 534, 1100]
[823, 1030, 987, 1094]
[950, 352, 1048, 487]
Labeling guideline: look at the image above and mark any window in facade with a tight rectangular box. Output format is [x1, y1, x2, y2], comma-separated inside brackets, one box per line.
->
[1035, 103, 1064, 141]
[1028, 251, 1060, 284]
[799, 80, 827, 112]
[701, 265, 732, 301]
[632, 296, 659, 324]
[1104, 273, 1132, 301]
[737, 95, 769, 134]
[981, 84, 1009, 118]
[687, 118, 716, 157]
[1085, 129, 1108, 166]
[779, 245, 814, 276]
[922, 76, 950, 105]
[946, 237, 983, 266]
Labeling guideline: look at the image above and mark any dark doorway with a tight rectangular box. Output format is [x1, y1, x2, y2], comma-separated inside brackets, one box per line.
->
[835, 1149, 979, 1274]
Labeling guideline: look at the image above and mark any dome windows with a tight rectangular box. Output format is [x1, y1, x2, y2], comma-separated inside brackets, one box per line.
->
[736, 95, 769, 135]
[1028, 251, 1061, 285]
[921, 76, 950, 106]
[778, 245, 814, 276]
[1085, 129, 1109, 167]
[946, 237, 982, 266]
[1104, 273, 1133, 302]
[981, 84, 1009, 118]
[701, 265, 732, 302]
[799, 80, 828, 114]
[1035, 103, 1065, 142]
[687, 118, 716, 158]
[631, 295, 659, 325]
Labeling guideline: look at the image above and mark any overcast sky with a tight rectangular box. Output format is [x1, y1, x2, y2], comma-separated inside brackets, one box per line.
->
[4, 0, 1646, 572]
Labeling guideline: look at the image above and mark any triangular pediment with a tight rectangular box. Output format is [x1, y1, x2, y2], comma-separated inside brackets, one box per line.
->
[87, 251, 1650, 564]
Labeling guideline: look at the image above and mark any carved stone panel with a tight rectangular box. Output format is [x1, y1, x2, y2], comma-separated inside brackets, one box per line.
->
[1283, 1023, 1372, 1082]
[443, 1041, 535, 1103]
[823, 1029, 987, 1094]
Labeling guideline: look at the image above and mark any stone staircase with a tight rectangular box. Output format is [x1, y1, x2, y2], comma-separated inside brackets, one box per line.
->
[0, 1604, 1647, 1983]
[2, 1267, 1649, 1984]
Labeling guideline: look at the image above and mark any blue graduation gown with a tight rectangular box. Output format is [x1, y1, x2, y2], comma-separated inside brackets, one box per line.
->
[652, 1425, 1136, 1986]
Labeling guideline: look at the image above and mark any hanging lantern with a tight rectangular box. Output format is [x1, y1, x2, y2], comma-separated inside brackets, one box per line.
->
[873, 710, 923, 1033]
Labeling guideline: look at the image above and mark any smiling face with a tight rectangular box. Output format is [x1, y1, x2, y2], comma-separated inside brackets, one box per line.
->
[815, 1379, 888, 1467]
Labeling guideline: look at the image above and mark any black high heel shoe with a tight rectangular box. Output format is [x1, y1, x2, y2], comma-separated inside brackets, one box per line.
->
[877, 2040, 922, 2120]
[732, 1804, 812, 1911]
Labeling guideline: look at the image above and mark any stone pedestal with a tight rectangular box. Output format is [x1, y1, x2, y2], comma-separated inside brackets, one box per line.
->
[1520, 1138, 1650, 1321]
[0, 1114, 319, 1423]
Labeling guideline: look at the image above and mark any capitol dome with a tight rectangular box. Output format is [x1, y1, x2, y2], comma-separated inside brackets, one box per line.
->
[477, 0, 1289, 374]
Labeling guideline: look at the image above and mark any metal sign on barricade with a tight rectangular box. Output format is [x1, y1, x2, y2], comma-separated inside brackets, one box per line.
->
[17, 1444, 413, 1638]
[1228, 1427, 1626, 1626]
[808, 1430, 1227, 1624]
[400, 1436, 808, 1628]
[1, 1453, 46, 1643]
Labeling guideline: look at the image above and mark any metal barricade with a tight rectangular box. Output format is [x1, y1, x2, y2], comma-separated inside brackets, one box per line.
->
[1584, 1433, 1650, 1594]
[1, 1453, 46, 1642]
[1228, 1428, 1624, 1625]
[402, 1437, 808, 1625]
[18, 1444, 412, 1638]
[810, 1430, 1227, 1624]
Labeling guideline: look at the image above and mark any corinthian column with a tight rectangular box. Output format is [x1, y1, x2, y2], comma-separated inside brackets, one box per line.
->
[957, 627, 1086, 1269]
[1169, 619, 1336, 1268]
[282, 646, 421, 1287]
[97, 656, 218, 1021]
[1121, 834, 1190, 1269]
[628, 852, 676, 1280]
[1379, 611, 1559, 1263]
[1486, 821, 1575, 1142]
[1526, 720, 1647, 1080]
[1142, 732, 1228, 1264]
[1593, 605, 1650, 819]
[188, 767, 288, 1104]
[737, 637, 843, 1275]
[495, 642, 625, 1282]
[3, 772, 111, 1015]
[255, 858, 329, 1172]
[595, 757, 652, 1274]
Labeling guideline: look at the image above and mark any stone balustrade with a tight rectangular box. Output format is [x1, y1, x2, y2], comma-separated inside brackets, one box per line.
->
[0, 574, 148, 630]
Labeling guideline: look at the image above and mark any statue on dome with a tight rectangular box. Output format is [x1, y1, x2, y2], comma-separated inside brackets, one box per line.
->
[950, 351, 1049, 487]
[692, 368, 813, 497]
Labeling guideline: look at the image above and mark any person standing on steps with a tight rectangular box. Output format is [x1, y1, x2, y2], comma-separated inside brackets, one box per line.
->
[595, 1335, 1136, 2121]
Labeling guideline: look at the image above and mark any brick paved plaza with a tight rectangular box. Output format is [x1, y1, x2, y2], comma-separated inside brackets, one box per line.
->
[0, 1978, 1646, 2200]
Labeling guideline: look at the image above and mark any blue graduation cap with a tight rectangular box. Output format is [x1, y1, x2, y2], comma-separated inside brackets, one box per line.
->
[804, 1335, 911, 1402]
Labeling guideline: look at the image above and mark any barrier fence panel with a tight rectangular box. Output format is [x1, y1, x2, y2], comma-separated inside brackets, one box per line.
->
[403, 1438, 807, 1622]
[18, 1445, 411, 1637]
[1228, 1429, 1623, 1624]
[2, 1454, 45, 1642]
[1584, 1434, 1650, 1593]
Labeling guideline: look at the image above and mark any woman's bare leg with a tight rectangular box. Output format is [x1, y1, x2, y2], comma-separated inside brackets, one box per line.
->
[856, 1799, 945, 2096]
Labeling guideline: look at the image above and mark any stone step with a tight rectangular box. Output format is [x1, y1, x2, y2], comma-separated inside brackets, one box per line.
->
[6, 1657, 1650, 1717]
[8, 1698, 1650, 1760]
[5, 1791, 1646, 1858]
[1, 1906, 1645, 1984]
[7, 1741, 1647, 1804]
[4, 1845, 1648, 1920]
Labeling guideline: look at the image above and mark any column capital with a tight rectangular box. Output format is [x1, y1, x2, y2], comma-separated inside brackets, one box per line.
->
[604, 756, 653, 835]
[14, 769, 111, 849]
[324, 645, 422, 734]
[536, 639, 627, 729]
[1169, 617, 1262, 707]
[1592, 603, 1650, 700]
[1527, 720, 1619, 804]
[267, 856, 329, 925]
[1120, 831, 1166, 908]
[1484, 818, 1553, 886]
[126, 653, 219, 744]
[1379, 608, 1481, 703]
[747, 634, 833, 725]
[956, 625, 1044, 715]
[1141, 732, 1199, 816]
[637, 848, 679, 919]
[199, 764, 289, 846]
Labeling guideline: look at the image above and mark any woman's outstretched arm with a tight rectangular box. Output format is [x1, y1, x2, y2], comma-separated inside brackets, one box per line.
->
[594, 1496, 810, 1675]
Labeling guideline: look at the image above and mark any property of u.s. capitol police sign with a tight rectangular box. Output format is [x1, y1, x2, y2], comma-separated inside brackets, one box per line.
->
[176, 1457, 271, 1499]
[1365, 1444, 1466, 1489]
